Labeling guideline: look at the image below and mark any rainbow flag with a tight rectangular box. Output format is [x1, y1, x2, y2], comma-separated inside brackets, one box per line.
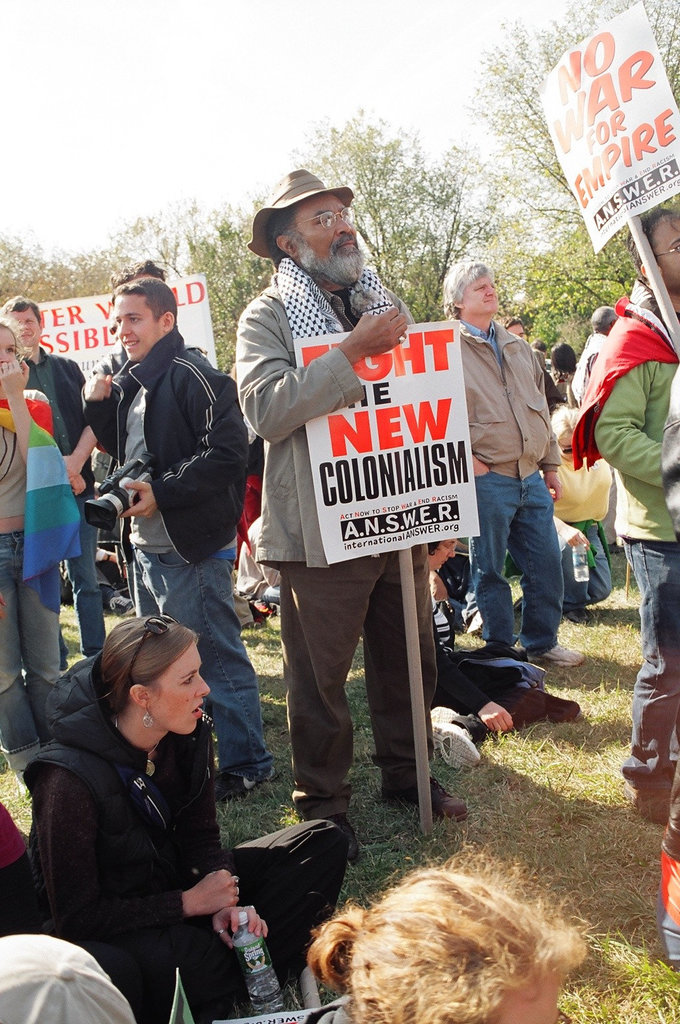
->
[23, 418, 81, 613]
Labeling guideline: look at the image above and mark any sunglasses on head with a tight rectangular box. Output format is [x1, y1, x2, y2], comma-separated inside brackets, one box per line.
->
[128, 614, 177, 682]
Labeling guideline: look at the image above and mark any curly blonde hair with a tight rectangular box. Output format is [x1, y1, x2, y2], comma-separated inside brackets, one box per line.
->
[307, 862, 585, 1024]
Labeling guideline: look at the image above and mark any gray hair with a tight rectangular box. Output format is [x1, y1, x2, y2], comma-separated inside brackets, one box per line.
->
[443, 261, 494, 319]
[551, 405, 579, 448]
[590, 306, 617, 334]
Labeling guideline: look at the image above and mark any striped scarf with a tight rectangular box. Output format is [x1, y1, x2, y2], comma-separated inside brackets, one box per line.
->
[0, 399, 81, 613]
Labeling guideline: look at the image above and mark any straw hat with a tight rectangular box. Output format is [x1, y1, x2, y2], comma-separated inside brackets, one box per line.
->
[248, 169, 354, 259]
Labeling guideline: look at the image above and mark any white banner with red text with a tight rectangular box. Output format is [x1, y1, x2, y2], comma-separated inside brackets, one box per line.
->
[293, 321, 479, 564]
[541, 2, 680, 252]
[36, 274, 216, 375]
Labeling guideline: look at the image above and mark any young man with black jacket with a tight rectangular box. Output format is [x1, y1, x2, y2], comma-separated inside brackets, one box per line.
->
[84, 277, 273, 797]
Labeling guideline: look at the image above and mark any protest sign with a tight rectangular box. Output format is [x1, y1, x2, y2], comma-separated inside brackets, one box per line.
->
[36, 274, 216, 374]
[541, 2, 680, 252]
[215, 1013, 313, 1024]
[293, 321, 478, 565]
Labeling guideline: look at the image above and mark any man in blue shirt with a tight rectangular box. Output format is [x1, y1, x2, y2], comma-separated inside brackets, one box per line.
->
[442, 262, 583, 667]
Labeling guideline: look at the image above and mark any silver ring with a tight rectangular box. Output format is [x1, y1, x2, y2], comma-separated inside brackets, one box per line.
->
[217, 928, 226, 935]
[232, 875, 239, 883]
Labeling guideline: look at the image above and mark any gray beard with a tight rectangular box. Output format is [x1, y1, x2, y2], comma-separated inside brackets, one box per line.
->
[295, 235, 364, 288]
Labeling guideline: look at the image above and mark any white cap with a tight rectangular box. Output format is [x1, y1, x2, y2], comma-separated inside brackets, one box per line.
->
[0, 935, 136, 1024]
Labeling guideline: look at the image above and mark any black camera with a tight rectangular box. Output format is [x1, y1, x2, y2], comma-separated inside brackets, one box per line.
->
[84, 452, 155, 532]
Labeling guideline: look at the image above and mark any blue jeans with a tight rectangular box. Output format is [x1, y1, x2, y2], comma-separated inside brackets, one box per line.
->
[623, 539, 680, 790]
[131, 547, 273, 780]
[0, 532, 60, 771]
[469, 471, 562, 653]
[64, 492, 106, 657]
[261, 585, 280, 606]
[560, 523, 612, 612]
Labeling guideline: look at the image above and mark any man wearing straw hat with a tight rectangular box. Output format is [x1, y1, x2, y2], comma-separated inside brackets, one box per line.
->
[237, 170, 467, 860]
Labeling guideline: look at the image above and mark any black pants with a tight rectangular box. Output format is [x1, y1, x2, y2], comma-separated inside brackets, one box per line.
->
[0, 853, 143, 1018]
[0, 852, 42, 936]
[113, 819, 348, 1024]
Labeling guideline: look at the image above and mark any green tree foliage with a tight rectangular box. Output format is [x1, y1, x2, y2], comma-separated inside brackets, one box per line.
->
[0, 234, 114, 305]
[481, 0, 680, 221]
[109, 199, 269, 368]
[518, 227, 631, 350]
[111, 201, 208, 279]
[188, 207, 270, 370]
[478, 0, 680, 341]
[298, 113, 494, 321]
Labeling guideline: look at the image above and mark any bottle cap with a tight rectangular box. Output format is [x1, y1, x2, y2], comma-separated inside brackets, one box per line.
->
[238, 910, 248, 926]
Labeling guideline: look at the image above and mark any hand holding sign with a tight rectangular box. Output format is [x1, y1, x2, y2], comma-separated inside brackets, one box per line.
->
[294, 321, 479, 564]
[338, 308, 409, 366]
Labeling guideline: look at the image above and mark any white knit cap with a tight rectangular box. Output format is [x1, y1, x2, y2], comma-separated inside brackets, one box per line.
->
[0, 935, 136, 1024]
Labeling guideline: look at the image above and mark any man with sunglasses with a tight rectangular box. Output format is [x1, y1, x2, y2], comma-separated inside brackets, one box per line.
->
[574, 201, 680, 825]
[236, 170, 467, 861]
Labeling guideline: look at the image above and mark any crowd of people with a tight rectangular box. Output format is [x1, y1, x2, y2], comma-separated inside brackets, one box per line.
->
[1, 175, 680, 1021]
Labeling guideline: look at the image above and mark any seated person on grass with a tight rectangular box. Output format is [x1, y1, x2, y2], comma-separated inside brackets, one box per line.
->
[428, 540, 580, 765]
[552, 406, 612, 624]
[304, 860, 586, 1024]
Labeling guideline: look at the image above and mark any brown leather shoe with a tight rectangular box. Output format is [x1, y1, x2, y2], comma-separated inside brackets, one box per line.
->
[382, 777, 468, 822]
[623, 782, 670, 825]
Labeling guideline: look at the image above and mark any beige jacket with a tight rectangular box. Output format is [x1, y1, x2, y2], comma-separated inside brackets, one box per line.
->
[237, 283, 409, 567]
[460, 322, 560, 477]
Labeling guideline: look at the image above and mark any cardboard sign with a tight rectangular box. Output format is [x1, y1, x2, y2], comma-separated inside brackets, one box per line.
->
[36, 274, 216, 374]
[293, 321, 479, 564]
[215, 1013, 314, 1024]
[541, 2, 680, 251]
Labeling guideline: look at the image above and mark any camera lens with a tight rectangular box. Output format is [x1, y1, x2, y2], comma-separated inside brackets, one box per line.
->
[84, 496, 124, 532]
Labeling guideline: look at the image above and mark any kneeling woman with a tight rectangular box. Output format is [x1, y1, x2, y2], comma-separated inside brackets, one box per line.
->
[27, 617, 347, 1024]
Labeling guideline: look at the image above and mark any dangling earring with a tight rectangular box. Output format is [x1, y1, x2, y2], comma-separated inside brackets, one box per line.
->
[143, 708, 154, 729]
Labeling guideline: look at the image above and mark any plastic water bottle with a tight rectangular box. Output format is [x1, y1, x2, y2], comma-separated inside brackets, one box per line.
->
[232, 909, 284, 1013]
[572, 542, 590, 582]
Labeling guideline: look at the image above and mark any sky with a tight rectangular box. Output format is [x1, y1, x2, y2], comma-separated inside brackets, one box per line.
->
[5, 0, 577, 255]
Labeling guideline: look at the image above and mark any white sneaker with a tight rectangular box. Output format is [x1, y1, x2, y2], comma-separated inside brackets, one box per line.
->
[528, 644, 585, 667]
[431, 707, 481, 768]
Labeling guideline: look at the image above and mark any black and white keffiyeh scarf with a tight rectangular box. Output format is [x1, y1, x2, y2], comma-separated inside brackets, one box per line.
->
[275, 257, 394, 340]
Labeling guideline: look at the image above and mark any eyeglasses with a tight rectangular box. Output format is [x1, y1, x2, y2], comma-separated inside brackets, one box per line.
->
[654, 243, 680, 258]
[128, 615, 177, 681]
[298, 207, 354, 230]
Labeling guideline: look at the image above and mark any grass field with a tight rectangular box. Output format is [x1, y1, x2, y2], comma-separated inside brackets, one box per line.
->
[2, 553, 679, 1022]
